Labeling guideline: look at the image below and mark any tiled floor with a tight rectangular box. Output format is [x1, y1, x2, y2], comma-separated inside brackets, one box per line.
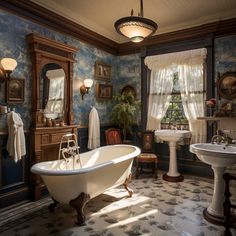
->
[0, 173, 234, 236]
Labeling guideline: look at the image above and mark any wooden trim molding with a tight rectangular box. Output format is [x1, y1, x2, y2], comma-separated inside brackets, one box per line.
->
[118, 18, 236, 55]
[0, 0, 236, 55]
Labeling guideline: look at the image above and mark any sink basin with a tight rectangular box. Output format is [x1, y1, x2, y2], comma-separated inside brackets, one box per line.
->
[190, 143, 236, 225]
[190, 143, 236, 166]
[155, 129, 191, 142]
[155, 129, 191, 182]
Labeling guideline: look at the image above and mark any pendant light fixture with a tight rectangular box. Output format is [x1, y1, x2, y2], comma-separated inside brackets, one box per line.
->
[114, 0, 158, 43]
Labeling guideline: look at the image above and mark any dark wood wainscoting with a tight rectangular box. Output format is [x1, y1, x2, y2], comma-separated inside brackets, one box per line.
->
[0, 132, 31, 208]
[134, 130, 212, 178]
[78, 124, 114, 153]
[0, 125, 212, 209]
[153, 142, 213, 178]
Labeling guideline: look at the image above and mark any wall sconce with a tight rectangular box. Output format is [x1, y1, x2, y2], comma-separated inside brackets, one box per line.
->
[0, 58, 17, 83]
[80, 78, 93, 100]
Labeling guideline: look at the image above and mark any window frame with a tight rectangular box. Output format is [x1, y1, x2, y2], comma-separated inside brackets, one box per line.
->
[141, 35, 213, 139]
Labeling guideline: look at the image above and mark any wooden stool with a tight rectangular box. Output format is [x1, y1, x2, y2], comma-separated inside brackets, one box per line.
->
[135, 153, 158, 179]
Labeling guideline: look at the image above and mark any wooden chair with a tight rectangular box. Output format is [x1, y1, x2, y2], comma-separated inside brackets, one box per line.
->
[223, 173, 236, 236]
[105, 128, 122, 145]
[135, 131, 158, 179]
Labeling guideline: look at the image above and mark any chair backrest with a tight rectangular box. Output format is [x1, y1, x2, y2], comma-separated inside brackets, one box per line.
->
[141, 131, 155, 153]
[105, 128, 122, 145]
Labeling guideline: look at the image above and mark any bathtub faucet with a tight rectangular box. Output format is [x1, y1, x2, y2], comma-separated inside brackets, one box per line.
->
[59, 133, 82, 169]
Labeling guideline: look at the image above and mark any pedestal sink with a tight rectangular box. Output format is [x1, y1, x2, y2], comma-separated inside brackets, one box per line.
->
[190, 143, 236, 225]
[155, 129, 191, 182]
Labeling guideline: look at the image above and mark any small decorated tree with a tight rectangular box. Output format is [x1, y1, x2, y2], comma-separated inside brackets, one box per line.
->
[110, 91, 140, 141]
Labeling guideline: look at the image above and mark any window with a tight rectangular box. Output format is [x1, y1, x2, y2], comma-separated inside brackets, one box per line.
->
[161, 73, 189, 129]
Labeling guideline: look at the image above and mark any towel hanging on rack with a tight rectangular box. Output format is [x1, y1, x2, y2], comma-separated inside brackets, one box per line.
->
[6, 111, 26, 163]
[88, 107, 100, 150]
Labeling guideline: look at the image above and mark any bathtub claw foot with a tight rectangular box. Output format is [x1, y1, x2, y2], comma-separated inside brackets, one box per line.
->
[69, 192, 90, 225]
[48, 198, 59, 212]
[124, 173, 133, 197]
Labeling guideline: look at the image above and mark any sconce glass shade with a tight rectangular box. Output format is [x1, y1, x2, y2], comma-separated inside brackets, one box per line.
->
[84, 78, 93, 88]
[115, 16, 157, 43]
[0, 57, 17, 83]
[80, 79, 93, 100]
[1, 58, 17, 72]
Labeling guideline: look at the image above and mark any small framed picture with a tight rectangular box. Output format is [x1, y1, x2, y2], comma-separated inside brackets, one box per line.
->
[121, 85, 136, 98]
[96, 83, 113, 100]
[6, 78, 25, 103]
[95, 61, 112, 81]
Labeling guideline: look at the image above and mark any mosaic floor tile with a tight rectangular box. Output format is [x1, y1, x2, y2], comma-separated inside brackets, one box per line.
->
[0, 173, 235, 236]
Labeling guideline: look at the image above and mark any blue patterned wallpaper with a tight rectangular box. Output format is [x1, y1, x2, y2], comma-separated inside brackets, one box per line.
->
[0, 9, 141, 131]
[117, 54, 141, 100]
[214, 35, 236, 103]
[1, 8, 234, 132]
[215, 35, 236, 75]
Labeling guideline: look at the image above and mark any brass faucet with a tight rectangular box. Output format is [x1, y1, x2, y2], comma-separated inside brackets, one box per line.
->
[211, 130, 225, 144]
[211, 130, 231, 146]
[169, 121, 178, 130]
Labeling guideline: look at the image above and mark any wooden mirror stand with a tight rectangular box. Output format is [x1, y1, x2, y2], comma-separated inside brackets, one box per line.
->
[27, 34, 79, 200]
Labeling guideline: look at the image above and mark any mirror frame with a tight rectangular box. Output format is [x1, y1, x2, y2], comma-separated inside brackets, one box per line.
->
[217, 72, 236, 100]
[27, 33, 78, 127]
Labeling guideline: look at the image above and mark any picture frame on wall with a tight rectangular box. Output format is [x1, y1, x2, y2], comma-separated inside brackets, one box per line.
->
[96, 83, 113, 100]
[95, 61, 112, 81]
[121, 85, 136, 98]
[6, 78, 25, 103]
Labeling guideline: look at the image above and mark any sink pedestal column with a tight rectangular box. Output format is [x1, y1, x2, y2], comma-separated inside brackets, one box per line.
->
[163, 141, 184, 182]
[203, 166, 225, 225]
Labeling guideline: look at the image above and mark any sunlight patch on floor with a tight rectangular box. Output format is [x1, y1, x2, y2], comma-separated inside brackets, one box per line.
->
[91, 194, 150, 216]
[105, 209, 158, 229]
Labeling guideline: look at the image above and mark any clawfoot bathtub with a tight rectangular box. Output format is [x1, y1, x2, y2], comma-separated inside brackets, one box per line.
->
[31, 144, 140, 225]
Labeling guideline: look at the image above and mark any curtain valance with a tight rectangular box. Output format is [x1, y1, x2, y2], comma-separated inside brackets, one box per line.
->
[144, 48, 207, 70]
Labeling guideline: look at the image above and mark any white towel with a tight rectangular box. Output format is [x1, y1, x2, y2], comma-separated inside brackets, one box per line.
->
[88, 107, 100, 150]
[7, 111, 26, 163]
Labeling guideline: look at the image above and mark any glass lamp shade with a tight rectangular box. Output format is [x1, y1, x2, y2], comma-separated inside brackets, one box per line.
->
[1, 58, 17, 72]
[114, 16, 157, 43]
[84, 79, 93, 88]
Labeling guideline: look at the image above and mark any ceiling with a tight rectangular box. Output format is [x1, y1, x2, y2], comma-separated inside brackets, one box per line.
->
[31, 0, 236, 43]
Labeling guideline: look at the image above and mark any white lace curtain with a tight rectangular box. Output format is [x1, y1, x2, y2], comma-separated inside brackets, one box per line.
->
[145, 48, 207, 144]
[146, 68, 174, 130]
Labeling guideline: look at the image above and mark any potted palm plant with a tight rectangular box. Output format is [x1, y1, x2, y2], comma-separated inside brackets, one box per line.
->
[110, 91, 140, 141]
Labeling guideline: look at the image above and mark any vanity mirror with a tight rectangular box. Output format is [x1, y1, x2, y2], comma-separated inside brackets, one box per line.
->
[40, 64, 65, 121]
[217, 72, 236, 100]
[27, 33, 77, 127]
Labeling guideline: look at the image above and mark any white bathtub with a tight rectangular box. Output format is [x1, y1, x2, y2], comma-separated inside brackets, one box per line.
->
[31, 144, 140, 225]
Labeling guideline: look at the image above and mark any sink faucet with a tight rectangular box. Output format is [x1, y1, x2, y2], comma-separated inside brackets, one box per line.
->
[232, 139, 236, 146]
[211, 130, 225, 145]
[170, 122, 178, 130]
[211, 130, 231, 146]
[222, 130, 230, 146]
